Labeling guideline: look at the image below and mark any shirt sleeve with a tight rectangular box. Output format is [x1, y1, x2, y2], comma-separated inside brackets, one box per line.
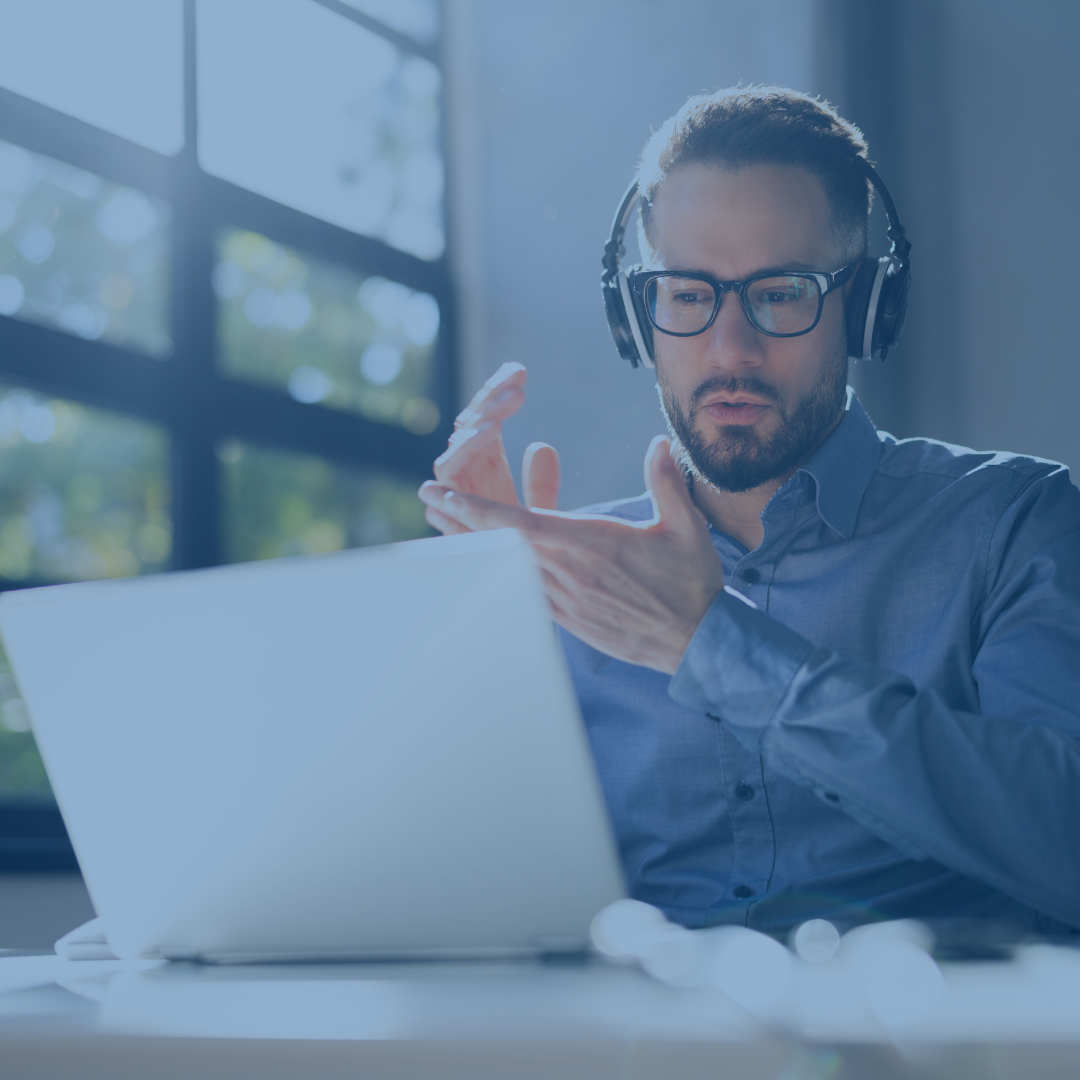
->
[668, 466, 1080, 928]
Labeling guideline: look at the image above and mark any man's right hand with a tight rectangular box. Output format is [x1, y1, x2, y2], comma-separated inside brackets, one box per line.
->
[425, 362, 560, 535]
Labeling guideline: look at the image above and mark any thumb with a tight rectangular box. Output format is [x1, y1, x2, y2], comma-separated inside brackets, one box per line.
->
[523, 442, 561, 510]
[644, 435, 699, 529]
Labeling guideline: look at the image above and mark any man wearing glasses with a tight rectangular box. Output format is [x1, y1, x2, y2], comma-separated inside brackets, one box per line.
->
[419, 88, 1080, 938]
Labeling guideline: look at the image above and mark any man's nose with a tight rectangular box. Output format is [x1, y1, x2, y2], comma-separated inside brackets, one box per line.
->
[701, 290, 764, 370]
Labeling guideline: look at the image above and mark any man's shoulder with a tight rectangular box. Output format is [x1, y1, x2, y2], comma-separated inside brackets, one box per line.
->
[875, 431, 1069, 493]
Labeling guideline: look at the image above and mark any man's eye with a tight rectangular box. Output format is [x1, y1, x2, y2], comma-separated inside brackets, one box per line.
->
[760, 290, 798, 304]
[674, 292, 708, 304]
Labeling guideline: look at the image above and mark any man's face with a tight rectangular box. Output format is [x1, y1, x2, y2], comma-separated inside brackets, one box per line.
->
[647, 164, 850, 494]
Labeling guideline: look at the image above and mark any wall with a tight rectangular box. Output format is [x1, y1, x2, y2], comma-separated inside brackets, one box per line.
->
[444, 0, 817, 509]
[949, 0, 1080, 467]
[822, 0, 1080, 469]
[447, 0, 1080, 497]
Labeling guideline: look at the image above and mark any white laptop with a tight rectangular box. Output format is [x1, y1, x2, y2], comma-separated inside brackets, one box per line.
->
[0, 528, 625, 962]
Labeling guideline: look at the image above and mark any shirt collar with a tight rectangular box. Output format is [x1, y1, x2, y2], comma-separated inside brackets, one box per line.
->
[795, 388, 880, 539]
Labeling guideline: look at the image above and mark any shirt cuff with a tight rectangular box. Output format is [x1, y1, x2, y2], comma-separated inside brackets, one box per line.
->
[668, 587, 815, 749]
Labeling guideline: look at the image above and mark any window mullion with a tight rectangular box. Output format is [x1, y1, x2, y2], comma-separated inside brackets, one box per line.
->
[166, 0, 219, 573]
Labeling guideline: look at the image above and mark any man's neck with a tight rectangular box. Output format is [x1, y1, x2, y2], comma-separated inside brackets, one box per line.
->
[687, 409, 847, 551]
[689, 474, 787, 551]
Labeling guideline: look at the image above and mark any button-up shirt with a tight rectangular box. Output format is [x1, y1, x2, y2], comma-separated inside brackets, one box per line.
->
[559, 390, 1080, 935]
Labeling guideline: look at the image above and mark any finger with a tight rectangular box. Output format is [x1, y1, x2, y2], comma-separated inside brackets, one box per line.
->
[419, 485, 540, 534]
[455, 382, 524, 433]
[453, 363, 527, 430]
[522, 442, 561, 511]
[434, 420, 498, 472]
[644, 434, 702, 530]
[431, 423, 520, 506]
[424, 505, 471, 536]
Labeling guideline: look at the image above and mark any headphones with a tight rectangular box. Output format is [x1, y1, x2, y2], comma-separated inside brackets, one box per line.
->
[601, 157, 911, 368]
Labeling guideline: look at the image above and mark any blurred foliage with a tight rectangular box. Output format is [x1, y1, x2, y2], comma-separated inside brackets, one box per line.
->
[216, 229, 441, 434]
[0, 638, 51, 801]
[0, 115, 171, 805]
[0, 5, 447, 804]
[0, 138, 171, 357]
[222, 439, 432, 563]
[0, 384, 170, 584]
[0, 383, 169, 801]
[330, 47, 444, 260]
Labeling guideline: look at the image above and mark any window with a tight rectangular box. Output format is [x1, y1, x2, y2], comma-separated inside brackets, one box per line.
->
[0, 139, 172, 356]
[0, 0, 449, 869]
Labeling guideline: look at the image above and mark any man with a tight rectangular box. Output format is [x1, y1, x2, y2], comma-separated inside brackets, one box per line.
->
[419, 88, 1080, 937]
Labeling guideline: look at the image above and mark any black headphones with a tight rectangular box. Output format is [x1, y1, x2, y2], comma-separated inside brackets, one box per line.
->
[601, 157, 911, 368]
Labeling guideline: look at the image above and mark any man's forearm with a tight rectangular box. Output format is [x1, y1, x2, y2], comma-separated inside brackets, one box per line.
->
[669, 590, 1080, 927]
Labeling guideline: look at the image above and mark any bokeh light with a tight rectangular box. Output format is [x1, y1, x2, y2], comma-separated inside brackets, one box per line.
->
[793, 918, 841, 964]
[590, 899, 793, 1009]
[841, 920, 944, 1028]
[216, 230, 440, 431]
[0, 381, 170, 803]
[0, 383, 170, 584]
[0, 139, 171, 357]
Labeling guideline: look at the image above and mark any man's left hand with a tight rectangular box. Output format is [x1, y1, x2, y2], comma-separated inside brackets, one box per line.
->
[419, 436, 725, 675]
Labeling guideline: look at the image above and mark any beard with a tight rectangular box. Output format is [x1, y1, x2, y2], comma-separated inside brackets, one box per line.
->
[656, 348, 849, 495]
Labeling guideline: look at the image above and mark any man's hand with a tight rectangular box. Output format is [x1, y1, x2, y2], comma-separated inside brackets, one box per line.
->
[426, 362, 560, 534]
[419, 435, 725, 675]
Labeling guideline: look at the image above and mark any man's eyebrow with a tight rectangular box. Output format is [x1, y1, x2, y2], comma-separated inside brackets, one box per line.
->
[662, 261, 825, 278]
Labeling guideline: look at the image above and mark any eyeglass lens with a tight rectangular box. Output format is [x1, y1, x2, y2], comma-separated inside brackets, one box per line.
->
[646, 274, 823, 336]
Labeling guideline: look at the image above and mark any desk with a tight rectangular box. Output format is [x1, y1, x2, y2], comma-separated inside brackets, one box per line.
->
[2, 948, 1080, 1079]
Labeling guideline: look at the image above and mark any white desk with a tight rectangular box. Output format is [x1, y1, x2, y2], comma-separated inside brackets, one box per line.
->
[2, 947, 1080, 1079]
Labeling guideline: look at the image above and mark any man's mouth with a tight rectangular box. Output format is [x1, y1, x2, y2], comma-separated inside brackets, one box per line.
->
[701, 399, 771, 426]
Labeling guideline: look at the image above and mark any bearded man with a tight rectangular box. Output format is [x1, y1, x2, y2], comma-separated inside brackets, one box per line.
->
[418, 88, 1080, 938]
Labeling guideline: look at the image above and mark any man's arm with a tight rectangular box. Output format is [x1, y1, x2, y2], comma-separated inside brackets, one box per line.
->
[670, 465, 1080, 928]
[421, 455, 1080, 927]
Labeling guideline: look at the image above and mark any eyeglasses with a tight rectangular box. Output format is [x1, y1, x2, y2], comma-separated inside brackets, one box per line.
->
[630, 265, 854, 339]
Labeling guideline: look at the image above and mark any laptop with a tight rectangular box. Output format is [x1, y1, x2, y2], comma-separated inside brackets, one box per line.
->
[0, 528, 626, 962]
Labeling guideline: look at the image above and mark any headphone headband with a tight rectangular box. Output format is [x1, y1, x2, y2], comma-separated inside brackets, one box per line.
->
[853, 156, 911, 268]
[601, 157, 912, 367]
[601, 180, 641, 281]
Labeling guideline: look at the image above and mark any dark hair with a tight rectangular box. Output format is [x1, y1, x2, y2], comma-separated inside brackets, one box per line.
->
[637, 86, 871, 262]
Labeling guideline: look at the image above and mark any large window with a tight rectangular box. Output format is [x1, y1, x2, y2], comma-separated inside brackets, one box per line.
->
[0, 0, 450, 869]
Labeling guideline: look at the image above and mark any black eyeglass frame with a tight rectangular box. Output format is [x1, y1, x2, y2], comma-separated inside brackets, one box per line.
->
[629, 264, 855, 339]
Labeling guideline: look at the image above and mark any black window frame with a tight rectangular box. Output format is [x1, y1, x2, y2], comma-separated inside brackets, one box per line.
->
[0, 0, 455, 871]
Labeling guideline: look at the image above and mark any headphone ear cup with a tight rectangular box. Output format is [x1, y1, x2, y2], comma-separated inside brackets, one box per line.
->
[602, 275, 641, 367]
[874, 261, 911, 358]
[845, 257, 879, 361]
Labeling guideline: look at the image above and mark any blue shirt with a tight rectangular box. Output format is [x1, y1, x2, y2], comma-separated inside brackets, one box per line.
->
[559, 390, 1080, 935]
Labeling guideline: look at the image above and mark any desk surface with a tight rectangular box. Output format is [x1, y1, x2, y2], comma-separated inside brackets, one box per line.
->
[3, 947, 1080, 1079]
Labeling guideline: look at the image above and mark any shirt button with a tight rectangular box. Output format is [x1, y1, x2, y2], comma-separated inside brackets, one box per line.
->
[825, 792, 840, 802]
[741, 567, 760, 585]
[733, 885, 754, 899]
[735, 783, 755, 802]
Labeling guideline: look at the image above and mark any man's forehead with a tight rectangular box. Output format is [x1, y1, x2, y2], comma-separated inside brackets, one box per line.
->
[646, 163, 838, 276]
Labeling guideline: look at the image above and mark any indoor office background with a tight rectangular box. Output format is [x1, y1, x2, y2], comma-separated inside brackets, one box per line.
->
[0, 0, 1077, 947]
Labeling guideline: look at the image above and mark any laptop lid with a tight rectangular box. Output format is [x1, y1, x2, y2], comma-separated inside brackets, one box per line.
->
[0, 529, 626, 961]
